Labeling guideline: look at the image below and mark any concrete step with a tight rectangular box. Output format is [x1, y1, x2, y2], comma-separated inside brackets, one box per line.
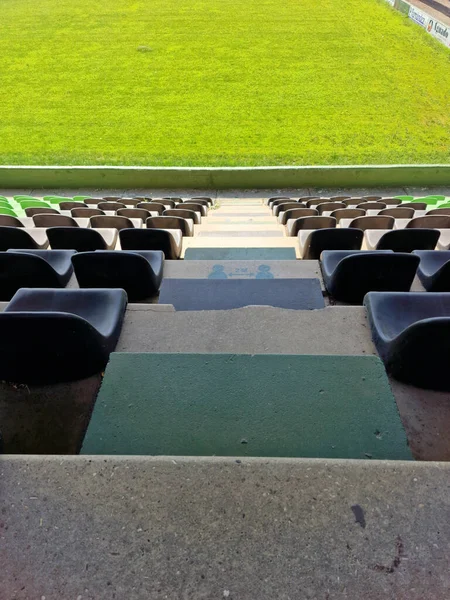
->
[3, 456, 449, 599]
[81, 353, 410, 459]
[182, 237, 300, 257]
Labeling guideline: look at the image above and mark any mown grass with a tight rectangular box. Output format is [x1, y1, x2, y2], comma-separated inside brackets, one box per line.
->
[0, 0, 449, 166]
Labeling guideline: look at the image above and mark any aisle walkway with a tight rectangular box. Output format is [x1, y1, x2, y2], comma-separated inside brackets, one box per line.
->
[182, 198, 301, 257]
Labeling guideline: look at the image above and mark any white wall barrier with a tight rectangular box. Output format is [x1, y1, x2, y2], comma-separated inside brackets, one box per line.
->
[385, 0, 450, 48]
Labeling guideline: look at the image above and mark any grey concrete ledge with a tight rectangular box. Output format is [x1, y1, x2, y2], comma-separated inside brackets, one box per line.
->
[1, 164, 450, 189]
[2, 455, 450, 599]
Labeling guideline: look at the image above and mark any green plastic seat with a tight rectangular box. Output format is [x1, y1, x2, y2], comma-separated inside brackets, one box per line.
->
[14, 195, 38, 201]
[0, 207, 18, 217]
[19, 200, 52, 210]
[436, 203, 450, 209]
[43, 196, 74, 204]
[0, 200, 11, 207]
[0, 196, 9, 202]
[73, 195, 93, 202]
[395, 196, 413, 201]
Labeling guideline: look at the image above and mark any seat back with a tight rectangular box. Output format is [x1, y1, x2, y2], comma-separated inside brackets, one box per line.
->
[119, 228, 180, 259]
[316, 202, 346, 214]
[361, 196, 383, 201]
[33, 214, 79, 228]
[343, 198, 367, 206]
[179, 202, 207, 216]
[329, 196, 351, 201]
[348, 216, 394, 231]
[356, 202, 387, 210]
[379, 207, 415, 218]
[376, 229, 440, 252]
[71, 207, 106, 218]
[136, 202, 165, 214]
[401, 202, 427, 210]
[117, 208, 151, 220]
[0, 215, 24, 228]
[59, 202, 88, 211]
[380, 198, 402, 206]
[281, 208, 318, 225]
[25, 207, 60, 217]
[146, 216, 191, 236]
[90, 216, 134, 231]
[406, 215, 450, 229]
[291, 216, 336, 236]
[273, 202, 302, 216]
[72, 251, 160, 301]
[302, 228, 364, 259]
[47, 227, 107, 251]
[0, 226, 38, 251]
[97, 201, 127, 211]
[163, 208, 201, 224]
[0, 253, 61, 300]
[329, 208, 365, 223]
[306, 198, 330, 207]
[427, 208, 450, 216]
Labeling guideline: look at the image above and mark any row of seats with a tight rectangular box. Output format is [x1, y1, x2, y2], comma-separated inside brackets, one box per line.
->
[278, 207, 450, 225]
[0, 285, 448, 391]
[1, 247, 449, 303]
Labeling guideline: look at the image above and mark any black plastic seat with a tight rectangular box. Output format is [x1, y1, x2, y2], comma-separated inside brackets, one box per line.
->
[356, 202, 387, 210]
[146, 216, 193, 237]
[0, 215, 24, 228]
[343, 198, 367, 206]
[361, 196, 383, 201]
[280, 207, 317, 225]
[374, 229, 440, 252]
[163, 208, 201, 224]
[59, 202, 88, 211]
[268, 196, 292, 208]
[71, 207, 105, 218]
[33, 214, 79, 228]
[191, 196, 213, 206]
[427, 208, 450, 216]
[155, 199, 177, 208]
[380, 198, 402, 206]
[116, 208, 151, 220]
[0, 288, 127, 384]
[329, 208, 365, 223]
[329, 196, 351, 201]
[316, 202, 347, 214]
[178, 202, 208, 216]
[25, 207, 60, 217]
[119, 228, 182, 259]
[413, 250, 450, 291]
[0, 250, 76, 300]
[406, 215, 450, 229]
[401, 202, 427, 210]
[321, 250, 419, 304]
[97, 201, 126, 211]
[364, 292, 450, 390]
[300, 228, 364, 259]
[379, 207, 415, 219]
[348, 216, 394, 231]
[136, 202, 165, 214]
[72, 251, 164, 301]
[273, 202, 301, 217]
[306, 198, 329, 207]
[47, 227, 108, 251]
[184, 198, 210, 209]
[90, 215, 134, 231]
[0, 227, 40, 251]
[289, 216, 336, 237]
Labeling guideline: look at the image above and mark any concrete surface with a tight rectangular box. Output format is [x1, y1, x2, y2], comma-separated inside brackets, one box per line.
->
[163, 259, 324, 287]
[81, 353, 411, 459]
[0, 375, 101, 454]
[158, 278, 325, 310]
[115, 305, 375, 355]
[2, 455, 450, 599]
[1, 164, 450, 188]
[183, 248, 297, 260]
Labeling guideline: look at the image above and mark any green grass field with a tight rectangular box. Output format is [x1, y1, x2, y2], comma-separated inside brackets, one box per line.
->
[0, 0, 449, 166]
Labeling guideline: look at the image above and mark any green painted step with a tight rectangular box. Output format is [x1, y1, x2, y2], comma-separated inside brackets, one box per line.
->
[184, 248, 297, 260]
[81, 353, 412, 460]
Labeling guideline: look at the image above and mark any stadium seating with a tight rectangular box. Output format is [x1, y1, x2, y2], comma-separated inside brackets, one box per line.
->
[288, 215, 336, 237]
[321, 250, 419, 303]
[72, 251, 164, 300]
[367, 228, 440, 252]
[0, 250, 75, 299]
[414, 250, 450, 291]
[46, 227, 113, 251]
[0, 226, 42, 250]
[299, 228, 364, 259]
[365, 291, 450, 390]
[120, 228, 182, 258]
[0, 288, 127, 383]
